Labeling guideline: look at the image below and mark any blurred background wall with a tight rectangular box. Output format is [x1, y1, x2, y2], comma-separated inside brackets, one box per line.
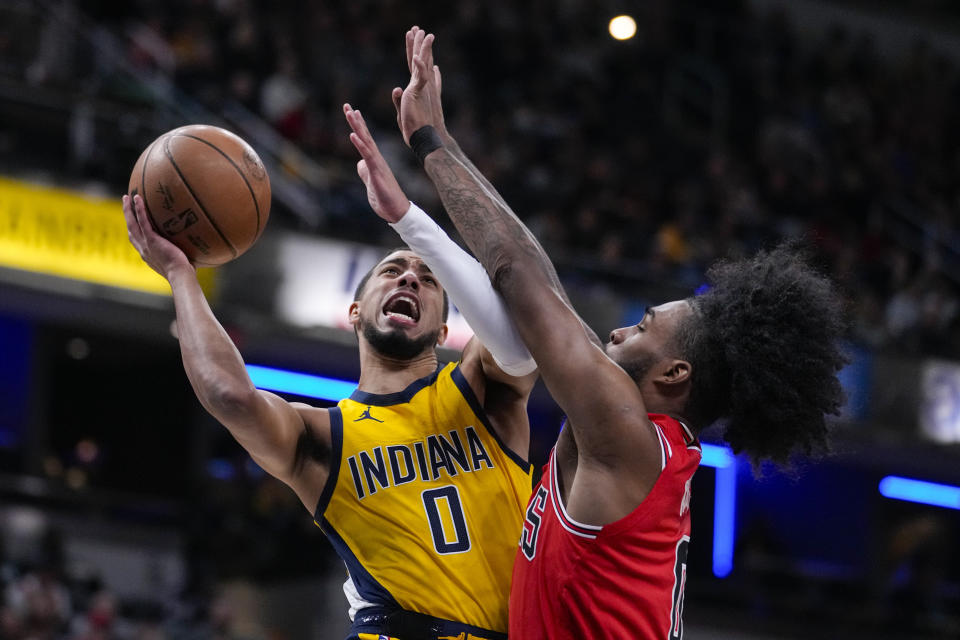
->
[1, 0, 959, 638]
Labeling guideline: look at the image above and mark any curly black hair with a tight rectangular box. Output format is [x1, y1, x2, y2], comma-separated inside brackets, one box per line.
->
[674, 243, 848, 466]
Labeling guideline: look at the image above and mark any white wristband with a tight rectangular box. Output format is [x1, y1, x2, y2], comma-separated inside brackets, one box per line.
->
[390, 203, 536, 376]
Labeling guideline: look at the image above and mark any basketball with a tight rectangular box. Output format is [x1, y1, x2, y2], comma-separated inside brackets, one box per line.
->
[128, 125, 271, 266]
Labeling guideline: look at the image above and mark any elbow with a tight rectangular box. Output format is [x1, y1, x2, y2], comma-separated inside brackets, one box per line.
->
[200, 378, 259, 420]
[490, 258, 514, 293]
[488, 239, 525, 293]
[491, 252, 548, 299]
[486, 231, 550, 295]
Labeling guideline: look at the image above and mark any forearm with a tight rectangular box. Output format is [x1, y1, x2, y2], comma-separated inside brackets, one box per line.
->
[428, 142, 602, 346]
[426, 146, 658, 484]
[442, 139, 510, 216]
[121, 191, 293, 465]
[423, 147, 556, 295]
[167, 266, 307, 483]
[167, 266, 256, 417]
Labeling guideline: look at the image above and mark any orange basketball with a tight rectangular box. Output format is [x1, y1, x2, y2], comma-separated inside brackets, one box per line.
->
[128, 125, 271, 266]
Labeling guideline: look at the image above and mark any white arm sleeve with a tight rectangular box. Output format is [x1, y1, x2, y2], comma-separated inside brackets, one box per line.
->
[390, 202, 537, 376]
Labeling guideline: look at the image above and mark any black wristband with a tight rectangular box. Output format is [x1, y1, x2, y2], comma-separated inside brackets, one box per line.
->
[409, 125, 444, 165]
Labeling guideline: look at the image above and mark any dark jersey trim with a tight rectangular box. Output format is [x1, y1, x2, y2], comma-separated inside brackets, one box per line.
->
[349, 365, 444, 406]
[318, 516, 400, 610]
[313, 407, 343, 520]
[450, 365, 532, 473]
[350, 605, 507, 640]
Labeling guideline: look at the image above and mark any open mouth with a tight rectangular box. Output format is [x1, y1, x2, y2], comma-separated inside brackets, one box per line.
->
[382, 292, 421, 324]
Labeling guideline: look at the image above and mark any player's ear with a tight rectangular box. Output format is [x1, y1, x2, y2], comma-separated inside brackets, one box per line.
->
[657, 360, 691, 386]
[348, 301, 361, 328]
[436, 323, 449, 346]
[653, 359, 691, 403]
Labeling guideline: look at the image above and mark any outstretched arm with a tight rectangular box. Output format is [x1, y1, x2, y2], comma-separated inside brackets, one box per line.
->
[344, 101, 537, 457]
[396, 31, 662, 497]
[392, 28, 580, 312]
[122, 195, 327, 511]
[392, 30, 516, 240]
[344, 102, 535, 376]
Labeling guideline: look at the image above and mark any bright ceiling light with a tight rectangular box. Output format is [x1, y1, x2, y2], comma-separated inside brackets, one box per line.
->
[609, 15, 637, 41]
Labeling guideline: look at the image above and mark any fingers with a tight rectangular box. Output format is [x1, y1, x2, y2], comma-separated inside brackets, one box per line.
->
[410, 29, 434, 75]
[343, 102, 359, 133]
[348, 131, 372, 160]
[352, 107, 374, 142]
[411, 51, 430, 90]
[132, 194, 155, 239]
[343, 103, 375, 147]
[347, 119, 388, 183]
[412, 28, 425, 64]
[121, 194, 136, 233]
[391, 87, 403, 127]
[420, 33, 435, 70]
[406, 27, 435, 93]
[433, 65, 442, 96]
[344, 106, 385, 169]
[343, 103, 364, 140]
[122, 195, 144, 252]
[356, 159, 370, 185]
[405, 28, 416, 73]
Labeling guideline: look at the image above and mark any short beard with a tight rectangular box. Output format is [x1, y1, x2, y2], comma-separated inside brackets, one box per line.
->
[362, 321, 439, 361]
[611, 350, 658, 387]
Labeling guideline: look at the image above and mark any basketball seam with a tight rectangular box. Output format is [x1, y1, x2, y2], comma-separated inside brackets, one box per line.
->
[139, 137, 164, 237]
[178, 133, 263, 245]
[163, 136, 238, 259]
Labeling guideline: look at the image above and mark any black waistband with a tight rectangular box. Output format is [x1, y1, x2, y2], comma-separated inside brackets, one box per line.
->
[351, 606, 507, 640]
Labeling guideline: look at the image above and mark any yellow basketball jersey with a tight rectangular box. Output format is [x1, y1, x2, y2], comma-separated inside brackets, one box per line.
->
[315, 362, 533, 637]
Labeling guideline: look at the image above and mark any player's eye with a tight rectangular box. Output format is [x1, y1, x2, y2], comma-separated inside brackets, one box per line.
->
[637, 312, 648, 332]
[423, 276, 437, 286]
[382, 267, 399, 275]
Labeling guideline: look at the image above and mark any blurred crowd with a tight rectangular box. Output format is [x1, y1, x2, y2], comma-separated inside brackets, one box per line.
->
[2, 3, 960, 637]
[2, 0, 959, 355]
[112, 0, 960, 355]
[0, 454, 334, 640]
[1, 555, 263, 640]
[0, 527, 138, 640]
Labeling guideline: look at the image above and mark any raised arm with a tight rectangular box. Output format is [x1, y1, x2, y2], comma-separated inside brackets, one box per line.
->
[393, 28, 581, 312]
[395, 31, 662, 494]
[344, 102, 535, 377]
[343, 102, 538, 457]
[393, 30, 515, 240]
[122, 195, 328, 511]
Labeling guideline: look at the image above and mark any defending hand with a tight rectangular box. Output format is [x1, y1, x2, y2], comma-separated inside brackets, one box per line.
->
[394, 27, 445, 145]
[344, 103, 410, 223]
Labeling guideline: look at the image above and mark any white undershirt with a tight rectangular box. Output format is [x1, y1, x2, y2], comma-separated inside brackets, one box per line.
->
[390, 202, 536, 376]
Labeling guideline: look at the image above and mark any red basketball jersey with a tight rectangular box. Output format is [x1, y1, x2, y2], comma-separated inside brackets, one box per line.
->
[509, 414, 701, 639]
